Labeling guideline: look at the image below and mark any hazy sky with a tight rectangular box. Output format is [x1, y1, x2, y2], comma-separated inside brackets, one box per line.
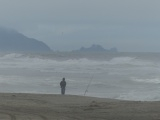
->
[0, 0, 160, 52]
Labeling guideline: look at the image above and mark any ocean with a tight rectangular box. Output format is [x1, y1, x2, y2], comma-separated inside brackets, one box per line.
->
[0, 52, 160, 101]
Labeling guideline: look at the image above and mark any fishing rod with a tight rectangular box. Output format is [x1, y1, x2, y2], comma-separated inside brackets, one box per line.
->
[84, 75, 94, 96]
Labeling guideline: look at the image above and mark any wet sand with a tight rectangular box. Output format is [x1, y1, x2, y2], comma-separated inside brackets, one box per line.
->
[0, 93, 159, 119]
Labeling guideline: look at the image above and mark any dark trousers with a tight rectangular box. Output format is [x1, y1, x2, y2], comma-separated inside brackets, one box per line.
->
[61, 87, 65, 95]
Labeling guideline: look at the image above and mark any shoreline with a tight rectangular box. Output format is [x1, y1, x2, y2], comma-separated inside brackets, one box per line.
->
[0, 93, 159, 119]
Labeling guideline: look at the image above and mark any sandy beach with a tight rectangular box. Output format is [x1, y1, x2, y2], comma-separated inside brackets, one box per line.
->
[0, 93, 159, 119]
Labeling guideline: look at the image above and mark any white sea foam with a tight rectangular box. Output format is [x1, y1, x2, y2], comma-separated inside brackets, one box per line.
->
[0, 52, 159, 101]
[131, 77, 160, 84]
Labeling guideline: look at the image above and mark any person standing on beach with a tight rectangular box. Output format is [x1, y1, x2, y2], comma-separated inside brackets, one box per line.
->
[60, 78, 66, 95]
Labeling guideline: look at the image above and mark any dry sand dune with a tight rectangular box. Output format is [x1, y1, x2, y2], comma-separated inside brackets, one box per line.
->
[0, 93, 159, 120]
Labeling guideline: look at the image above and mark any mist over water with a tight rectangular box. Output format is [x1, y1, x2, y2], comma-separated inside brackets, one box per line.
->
[0, 52, 160, 101]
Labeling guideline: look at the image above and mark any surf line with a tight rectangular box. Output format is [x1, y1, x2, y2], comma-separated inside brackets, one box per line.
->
[84, 75, 94, 96]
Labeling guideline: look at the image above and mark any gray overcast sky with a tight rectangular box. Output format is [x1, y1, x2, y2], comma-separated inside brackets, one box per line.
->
[0, 0, 160, 52]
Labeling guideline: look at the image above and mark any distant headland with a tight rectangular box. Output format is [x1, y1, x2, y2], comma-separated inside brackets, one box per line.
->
[73, 44, 118, 52]
[0, 27, 119, 53]
[0, 28, 52, 53]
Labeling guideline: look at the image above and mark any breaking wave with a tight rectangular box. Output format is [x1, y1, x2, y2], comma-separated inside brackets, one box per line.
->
[0, 52, 159, 101]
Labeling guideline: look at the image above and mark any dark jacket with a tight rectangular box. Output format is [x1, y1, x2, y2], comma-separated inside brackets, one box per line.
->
[60, 80, 66, 88]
